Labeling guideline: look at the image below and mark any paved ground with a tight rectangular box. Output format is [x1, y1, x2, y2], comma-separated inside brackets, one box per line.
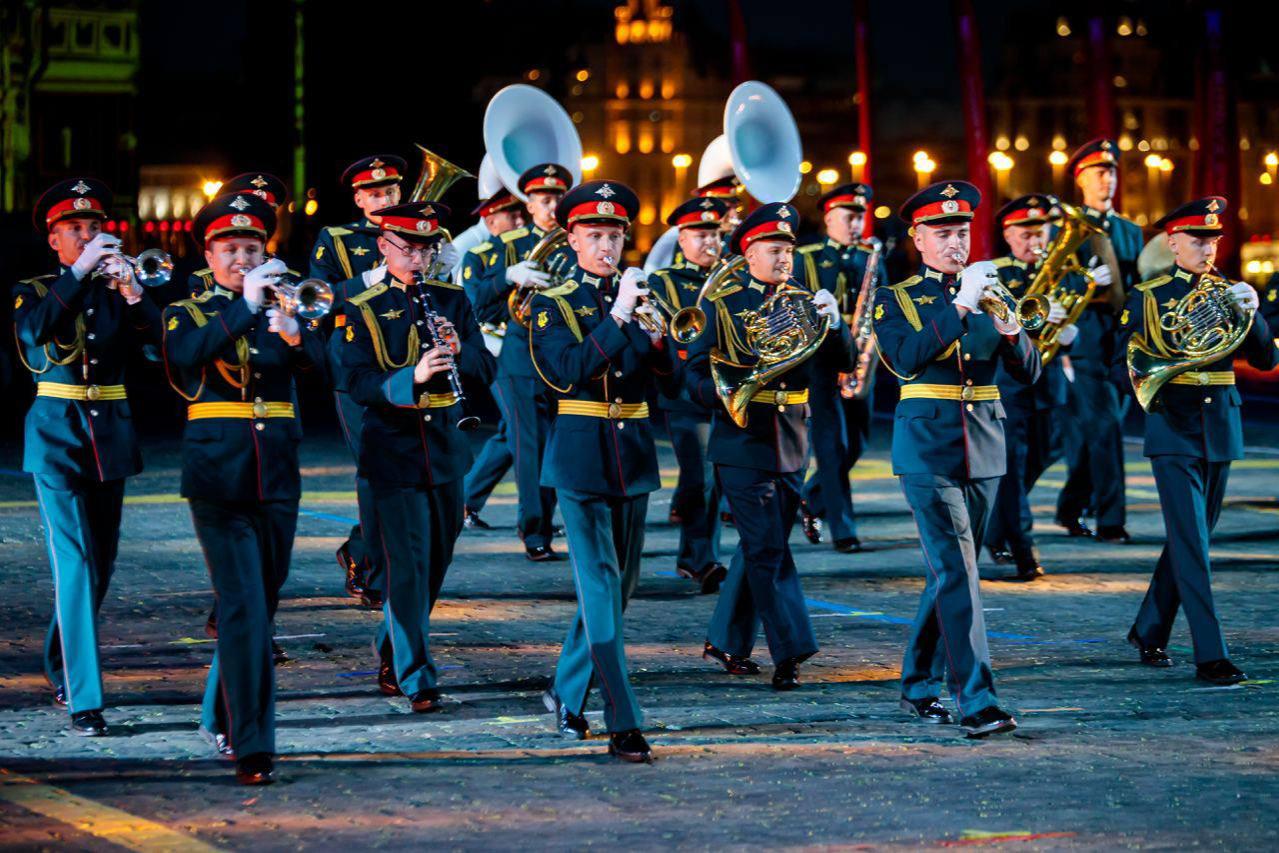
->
[1, 420, 1278, 850]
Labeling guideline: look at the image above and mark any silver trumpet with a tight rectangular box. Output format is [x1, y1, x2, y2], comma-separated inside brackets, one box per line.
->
[93, 246, 174, 288]
[238, 260, 334, 320]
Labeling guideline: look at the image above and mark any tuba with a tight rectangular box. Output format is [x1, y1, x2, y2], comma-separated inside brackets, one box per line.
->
[507, 226, 569, 328]
[1126, 267, 1254, 412]
[408, 145, 475, 204]
[1019, 198, 1107, 362]
[710, 285, 830, 428]
[483, 84, 583, 202]
[723, 81, 804, 204]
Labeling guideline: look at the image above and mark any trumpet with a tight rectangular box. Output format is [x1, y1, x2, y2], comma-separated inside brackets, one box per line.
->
[93, 247, 173, 288]
[237, 260, 334, 319]
[957, 252, 1050, 331]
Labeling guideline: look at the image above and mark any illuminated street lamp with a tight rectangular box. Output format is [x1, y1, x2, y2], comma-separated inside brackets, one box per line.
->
[816, 168, 839, 187]
[848, 150, 867, 182]
[202, 180, 223, 199]
[912, 151, 936, 189]
[671, 153, 692, 169]
[988, 151, 1014, 197]
[581, 154, 600, 178]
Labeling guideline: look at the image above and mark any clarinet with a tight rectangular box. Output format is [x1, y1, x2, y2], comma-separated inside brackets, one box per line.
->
[412, 271, 480, 431]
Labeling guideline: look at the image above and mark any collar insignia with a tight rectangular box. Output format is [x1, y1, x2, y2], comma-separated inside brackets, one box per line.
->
[914, 295, 937, 305]
[574, 305, 597, 317]
[380, 309, 404, 320]
[351, 246, 370, 256]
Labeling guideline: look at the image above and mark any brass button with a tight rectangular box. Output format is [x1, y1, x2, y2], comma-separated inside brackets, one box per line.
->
[424, 414, 432, 422]
[254, 422, 265, 431]
[89, 409, 99, 417]
[1204, 397, 1212, 404]
[616, 421, 625, 430]
[779, 382, 787, 390]
[966, 403, 974, 412]
[614, 370, 623, 378]
[85, 384, 102, 401]
[254, 372, 262, 379]
[607, 402, 622, 419]
[90, 358, 99, 365]
[418, 392, 429, 408]
[963, 353, 972, 361]
[249, 347, 259, 355]
[252, 401, 269, 418]
[87, 332, 96, 341]
[965, 379, 973, 386]
[614, 397, 623, 404]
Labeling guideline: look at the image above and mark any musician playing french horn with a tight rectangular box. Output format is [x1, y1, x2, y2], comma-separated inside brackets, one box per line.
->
[687, 202, 847, 692]
[983, 195, 1079, 581]
[1116, 196, 1274, 686]
[162, 193, 327, 784]
[793, 181, 888, 553]
[872, 180, 1039, 738]
[340, 201, 496, 714]
[648, 196, 733, 594]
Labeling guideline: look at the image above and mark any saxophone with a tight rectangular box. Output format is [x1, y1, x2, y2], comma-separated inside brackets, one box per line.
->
[837, 238, 891, 400]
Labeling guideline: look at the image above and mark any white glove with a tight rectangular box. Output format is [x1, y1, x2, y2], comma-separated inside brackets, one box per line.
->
[611, 267, 648, 323]
[992, 311, 1022, 336]
[1088, 256, 1113, 287]
[506, 260, 552, 289]
[634, 303, 665, 343]
[70, 234, 121, 281]
[813, 288, 840, 327]
[955, 261, 997, 313]
[1229, 281, 1260, 313]
[242, 258, 287, 313]
[266, 307, 300, 343]
[1047, 299, 1068, 325]
[1056, 323, 1079, 347]
[435, 241, 461, 272]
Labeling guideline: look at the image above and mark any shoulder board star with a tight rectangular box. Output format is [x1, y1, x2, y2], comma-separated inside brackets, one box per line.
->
[940, 184, 959, 198]
[229, 195, 251, 211]
[351, 246, 370, 256]
[819, 259, 835, 268]
[913, 295, 937, 305]
[595, 184, 616, 198]
[680, 281, 700, 291]
[574, 305, 597, 317]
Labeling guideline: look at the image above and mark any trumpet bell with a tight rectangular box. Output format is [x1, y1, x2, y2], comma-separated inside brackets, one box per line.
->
[724, 81, 803, 203]
[409, 145, 475, 203]
[484, 84, 583, 202]
[670, 306, 706, 345]
[281, 278, 334, 320]
[133, 248, 173, 287]
[1016, 293, 1050, 331]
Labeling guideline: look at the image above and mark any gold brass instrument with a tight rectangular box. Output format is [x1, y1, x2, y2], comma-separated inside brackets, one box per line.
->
[635, 288, 707, 344]
[979, 279, 1050, 331]
[274, 277, 334, 320]
[710, 284, 830, 428]
[1019, 198, 1107, 362]
[507, 227, 569, 328]
[654, 254, 747, 346]
[409, 145, 475, 204]
[838, 238, 891, 400]
[93, 246, 174, 288]
[1126, 266, 1253, 412]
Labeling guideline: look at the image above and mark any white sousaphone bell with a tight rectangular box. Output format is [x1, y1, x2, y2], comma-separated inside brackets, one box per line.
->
[483, 84, 583, 202]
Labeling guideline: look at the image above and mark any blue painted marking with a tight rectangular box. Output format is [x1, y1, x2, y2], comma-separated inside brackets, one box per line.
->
[299, 507, 360, 525]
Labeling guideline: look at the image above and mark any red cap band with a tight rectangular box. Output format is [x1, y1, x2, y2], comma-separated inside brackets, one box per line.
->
[381, 215, 440, 237]
[1001, 206, 1048, 227]
[1073, 150, 1117, 176]
[477, 195, 520, 217]
[524, 175, 568, 193]
[46, 196, 106, 227]
[352, 165, 401, 188]
[675, 209, 722, 228]
[823, 193, 868, 212]
[912, 199, 974, 224]
[203, 213, 267, 241]
[740, 219, 795, 250]
[1164, 213, 1222, 234]
[566, 200, 629, 227]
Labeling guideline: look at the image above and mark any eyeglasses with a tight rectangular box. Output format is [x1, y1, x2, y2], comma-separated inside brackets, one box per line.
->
[384, 236, 435, 260]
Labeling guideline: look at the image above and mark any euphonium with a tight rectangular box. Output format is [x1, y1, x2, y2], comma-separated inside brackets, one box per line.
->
[709, 282, 830, 428]
[408, 145, 475, 204]
[1126, 266, 1253, 412]
[1020, 198, 1107, 362]
[507, 226, 569, 328]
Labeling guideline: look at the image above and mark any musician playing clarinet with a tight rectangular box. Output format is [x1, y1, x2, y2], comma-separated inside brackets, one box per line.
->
[340, 201, 496, 713]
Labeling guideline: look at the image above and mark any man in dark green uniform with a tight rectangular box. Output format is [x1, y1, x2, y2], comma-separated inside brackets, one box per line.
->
[1055, 139, 1142, 543]
[459, 188, 526, 529]
[648, 196, 731, 593]
[793, 182, 886, 552]
[310, 155, 407, 605]
[1115, 196, 1275, 685]
[985, 196, 1076, 580]
[16, 178, 162, 736]
[163, 193, 326, 784]
[187, 173, 288, 296]
[529, 180, 675, 763]
[872, 180, 1040, 738]
[341, 201, 496, 712]
[688, 202, 849, 691]
[469, 163, 574, 560]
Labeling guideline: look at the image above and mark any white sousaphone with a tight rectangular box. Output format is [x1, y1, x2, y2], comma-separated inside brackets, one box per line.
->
[483, 84, 583, 202]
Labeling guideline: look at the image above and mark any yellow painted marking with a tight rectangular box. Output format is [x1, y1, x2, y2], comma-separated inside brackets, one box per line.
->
[0, 769, 221, 851]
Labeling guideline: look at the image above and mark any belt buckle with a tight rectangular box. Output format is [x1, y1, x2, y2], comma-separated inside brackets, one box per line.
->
[607, 402, 623, 419]
[773, 390, 787, 406]
[1196, 372, 1209, 386]
[84, 384, 102, 402]
[961, 385, 975, 402]
[252, 401, 269, 419]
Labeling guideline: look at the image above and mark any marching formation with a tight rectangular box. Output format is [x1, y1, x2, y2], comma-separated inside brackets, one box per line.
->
[15, 82, 1273, 785]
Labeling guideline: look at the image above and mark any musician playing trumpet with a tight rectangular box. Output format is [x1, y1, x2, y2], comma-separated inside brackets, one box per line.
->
[984, 196, 1078, 580]
[871, 180, 1039, 738]
[162, 193, 326, 783]
[16, 178, 162, 738]
[340, 202, 496, 713]
[648, 196, 733, 594]
[686, 202, 847, 692]
[1115, 197, 1274, 685]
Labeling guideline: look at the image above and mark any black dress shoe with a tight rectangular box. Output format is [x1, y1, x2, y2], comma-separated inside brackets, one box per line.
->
[52, 684, 67, 708]
[272, 641, 290, 666]
[833, 536, 862, 553]
[1196, 659, 1247, 685]
[989, 548, 1014, 565]
[542, 689, 590, 740]
[378, 659, 402, 696]
[70, 710, 107, 736]
[1056, 515, 1094, 538]
[198, 724, 234, 758]
[336, 543, 366, 599]
[608, 729, 652, 763]
[959, 706, 1017, 738]
[1127, 628, 1173, 667]
[360, 588, 384, 610]
[1097, 525, 1131, 544]
[699, 563, 728, 595]
[463, 507, 492, 530]
[410, 689, 442, 713]
[1011, 558, 1045, 582]
[801, 509, 822, 544]
[205, 606, 218, 639]
[525, 544, 561, 562]
[772, 657, 803, 691]
[900, 696, 953, 724]
[703, 641, 761, 675]
[235, 752, 274, 785]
